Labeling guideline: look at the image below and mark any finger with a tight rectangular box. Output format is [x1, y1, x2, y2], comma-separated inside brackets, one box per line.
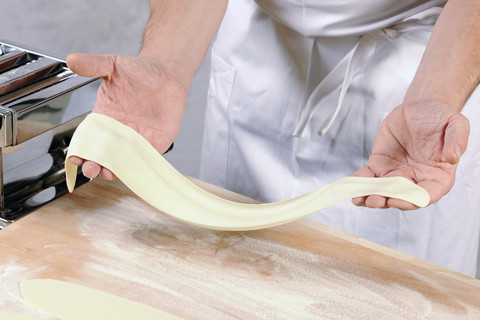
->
[69, 156, 85, 166]
[443, 114, 470, 165]
[386, 197, 418, 211]
[82, 160, 102, 178]
[66, 53, 114, 78]
[352, 197, 366, 207]
[351, 167, 375, 207]
[364, 195, 388, 208]
[100, 167, 117, 181]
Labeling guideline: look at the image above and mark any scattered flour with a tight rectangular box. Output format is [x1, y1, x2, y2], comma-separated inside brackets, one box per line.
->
[2, 186, 478, 319]
[71, 198, 480, 320]
[0, 262, 50, 319]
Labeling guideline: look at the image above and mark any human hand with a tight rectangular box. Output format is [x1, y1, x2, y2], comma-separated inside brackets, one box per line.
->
[352, 100, 470, 210]
[66, 53, 188, 180]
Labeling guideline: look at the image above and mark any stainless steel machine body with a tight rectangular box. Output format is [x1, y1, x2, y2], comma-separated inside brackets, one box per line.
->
[0, 41, 100, 227]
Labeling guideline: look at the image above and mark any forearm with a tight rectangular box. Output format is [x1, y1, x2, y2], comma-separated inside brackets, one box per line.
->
[404, 0, 480, 111]
[140, 0, 228, 87]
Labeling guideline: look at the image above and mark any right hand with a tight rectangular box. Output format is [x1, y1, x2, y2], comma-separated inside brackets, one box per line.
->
[352, 100, 469, 210]
[66, 53, 188, 180]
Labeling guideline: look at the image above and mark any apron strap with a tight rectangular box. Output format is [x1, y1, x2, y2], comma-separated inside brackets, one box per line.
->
[293, 15, 439, 138]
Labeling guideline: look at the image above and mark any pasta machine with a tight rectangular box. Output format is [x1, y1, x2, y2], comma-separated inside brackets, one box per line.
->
[0, 40, 100, 227]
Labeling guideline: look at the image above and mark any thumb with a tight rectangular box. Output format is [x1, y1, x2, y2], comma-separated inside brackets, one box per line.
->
[443, 113, 470, 164]
[66, 53, 114, 78]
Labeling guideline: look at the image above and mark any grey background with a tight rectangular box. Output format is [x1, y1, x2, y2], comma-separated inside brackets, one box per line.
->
[0, 0, 478, 278]
[0, 0, 208, 177]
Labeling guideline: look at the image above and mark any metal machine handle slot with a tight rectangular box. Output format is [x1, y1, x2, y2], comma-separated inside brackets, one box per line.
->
[0, 50, 30, 73]
[0, 58, 64, 96]
[0, 70, 74, 105]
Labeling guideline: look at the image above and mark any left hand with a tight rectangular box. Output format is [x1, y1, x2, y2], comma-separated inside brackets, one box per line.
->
[352, 99, 470, 210]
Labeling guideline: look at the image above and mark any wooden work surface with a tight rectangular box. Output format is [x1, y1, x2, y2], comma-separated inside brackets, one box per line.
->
[0, 178, 479, 319]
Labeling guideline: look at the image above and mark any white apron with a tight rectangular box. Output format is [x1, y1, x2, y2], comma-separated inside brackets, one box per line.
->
[200, 0, 480, 277]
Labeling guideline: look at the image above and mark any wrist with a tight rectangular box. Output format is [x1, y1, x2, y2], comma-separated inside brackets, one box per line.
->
[403, 69, 473, 112]
[138, 49, 196, 90]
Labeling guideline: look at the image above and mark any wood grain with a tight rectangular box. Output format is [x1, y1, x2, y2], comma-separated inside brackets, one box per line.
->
[0, 178, 478, 319]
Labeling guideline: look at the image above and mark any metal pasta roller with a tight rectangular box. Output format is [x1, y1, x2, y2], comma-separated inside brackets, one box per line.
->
[0, 40, 100, 227]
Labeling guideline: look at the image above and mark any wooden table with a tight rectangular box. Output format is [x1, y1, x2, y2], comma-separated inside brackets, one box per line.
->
[0, 178, 479, 319]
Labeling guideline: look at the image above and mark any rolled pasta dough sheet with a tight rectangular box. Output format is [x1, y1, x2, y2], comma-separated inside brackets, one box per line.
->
[0, 312, 40, 320]
[65, 113, 430, 231]
[20, 279, 180, 320]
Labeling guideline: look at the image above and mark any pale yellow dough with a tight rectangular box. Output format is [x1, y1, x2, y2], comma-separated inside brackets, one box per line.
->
[65, 113, 430, 231]
[0, 312, 39, 320]
[20, 279, 180, 320]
